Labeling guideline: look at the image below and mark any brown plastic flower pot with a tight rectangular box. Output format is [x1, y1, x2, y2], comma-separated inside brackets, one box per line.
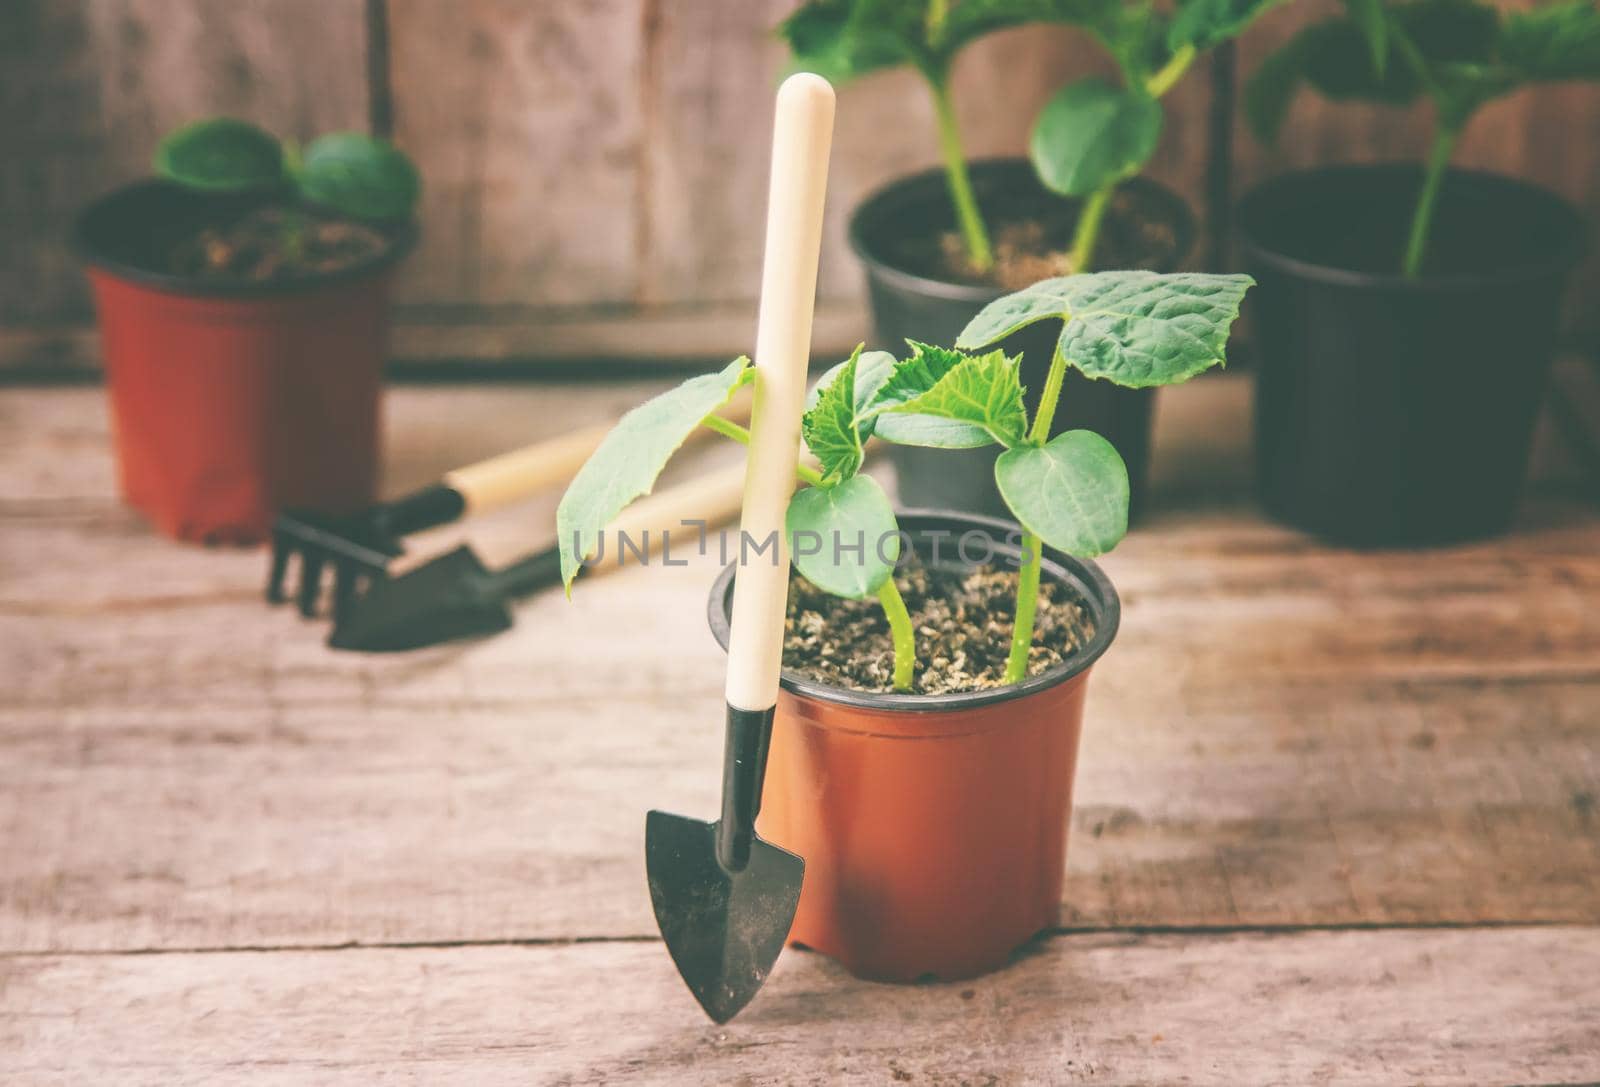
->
[708, 511, 1120, 982]
[76, 180, 416, 544]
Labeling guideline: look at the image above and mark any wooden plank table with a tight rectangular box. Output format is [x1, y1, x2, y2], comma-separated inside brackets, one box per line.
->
[2, 376, 1598, 1085]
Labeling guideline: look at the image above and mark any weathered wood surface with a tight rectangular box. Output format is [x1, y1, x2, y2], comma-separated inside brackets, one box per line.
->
[6, 927, 1599, 1086]
[2, 377, 1597, 954]
[2, 377, 1599, 1080]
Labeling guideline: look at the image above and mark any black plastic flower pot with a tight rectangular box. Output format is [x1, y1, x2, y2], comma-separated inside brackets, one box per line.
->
[849, 159, 1195, 519]
[1237, 165, 1586, 547]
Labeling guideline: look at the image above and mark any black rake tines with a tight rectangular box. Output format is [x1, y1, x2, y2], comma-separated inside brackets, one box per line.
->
[266, 508, 406, 622]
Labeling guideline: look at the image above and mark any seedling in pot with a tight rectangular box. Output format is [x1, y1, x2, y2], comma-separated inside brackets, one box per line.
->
[813, 269, 1253, 682]
[559, 271, 1251, 692]
[1245, 0, 1600, 277]
[154, 118, 420, 280]
[778, 0, 1283, 274]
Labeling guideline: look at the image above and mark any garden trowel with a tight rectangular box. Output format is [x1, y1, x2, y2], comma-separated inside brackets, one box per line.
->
[645, 72, 834, 1023]
[328, 462, 749, 652]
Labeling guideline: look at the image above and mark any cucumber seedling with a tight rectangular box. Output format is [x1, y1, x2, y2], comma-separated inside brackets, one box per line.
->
[778, 0, 1284, 273]
[555, 351, 918, 691]
[155, 117, 421, 223]
[559, 270, 1251, 693]
[1245, 0, 1600, 277]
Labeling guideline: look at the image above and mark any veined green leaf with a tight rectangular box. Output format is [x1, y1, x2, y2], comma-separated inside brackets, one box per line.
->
[803, 346, 867, 483]
[881, 348, 1027, 448]
[957, 271, 1253, 389]
[1030, 79, 1162, 198]
[557, 357, 751, 590]
[154, 118, 285, 193]
[805, 347, 896, 422]
[995, 430, 1129, 557]
[786, 474, 900, 598]
[869, 342, 995, 449]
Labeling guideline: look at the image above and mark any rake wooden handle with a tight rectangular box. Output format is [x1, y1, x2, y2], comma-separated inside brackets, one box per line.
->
[444, 390, 753, 515]
[723, 74, 835, 713]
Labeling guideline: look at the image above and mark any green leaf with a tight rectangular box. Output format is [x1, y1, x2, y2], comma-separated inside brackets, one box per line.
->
[1499, 0, 1600, 81]
[805, 348, 896, 422]
[154, 118, 285, 193]
[803, 346, 867, 483]
[870, 342, 995, 449]
[785, 474, 900, 598]
[557, 357, 751, 590]
[777, 0, 915, 83]
[296, 133, 421, 222]
[995, 430, 1129, 557]
[1029, 79, 1162, 198]
[1167, 0, 1286, 53]
[881, 348, 1028, 448]
[1341, 0, 1390, 74]
[957, 271, 1253, 389]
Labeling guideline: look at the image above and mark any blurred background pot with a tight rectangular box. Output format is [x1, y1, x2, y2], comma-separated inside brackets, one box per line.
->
[850, 159, 1195, 518]
[1238, 165, 1586, 547]
[76, 180, 416, 545]
[709, 511, 1121, 982]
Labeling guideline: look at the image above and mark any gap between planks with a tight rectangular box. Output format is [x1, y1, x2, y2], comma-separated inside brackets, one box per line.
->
[0, 919, 1581, 961]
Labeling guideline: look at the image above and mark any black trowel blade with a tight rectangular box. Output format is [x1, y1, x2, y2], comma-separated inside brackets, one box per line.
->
[328, 545, 513, 652]
[645, 810, 804, 1023]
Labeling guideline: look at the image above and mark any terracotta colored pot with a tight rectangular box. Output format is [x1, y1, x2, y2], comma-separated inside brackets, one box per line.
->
[76, 181, 416, 544]
[708, 511, 1121, 981]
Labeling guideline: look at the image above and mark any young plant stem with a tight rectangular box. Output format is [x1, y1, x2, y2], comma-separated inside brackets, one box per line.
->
[876, 577, 916, 691]
[1146, 44, 1196, 99]
[929, 73, 995, 273]
[1068, 185, 1113, 273]
[1004, 345, 1073, 686]
[703, 413, 915, 691]
[1402, 122, 1460, 279]
[1004, 532, 1043, 685]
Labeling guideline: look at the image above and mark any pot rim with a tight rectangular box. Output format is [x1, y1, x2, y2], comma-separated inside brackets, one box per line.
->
[74, 178, 419, 299]
[847, 157, 1196, 305]
[706, 508, 1121, 714]
[1235, 163, 1588, 293]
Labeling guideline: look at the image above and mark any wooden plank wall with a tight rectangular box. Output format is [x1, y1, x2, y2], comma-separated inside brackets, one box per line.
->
[1, 0, 1596, 372]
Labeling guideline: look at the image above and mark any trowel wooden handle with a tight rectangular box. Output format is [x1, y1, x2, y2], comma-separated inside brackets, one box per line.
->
[603, 461, 748, 564]
[724, 73, 835, 713]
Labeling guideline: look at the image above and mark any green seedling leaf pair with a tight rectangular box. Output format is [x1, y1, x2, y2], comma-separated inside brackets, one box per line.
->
[558, 270, 1252, 692]
[1245, 0, 1600, 276]
[154, 118, 421, 222]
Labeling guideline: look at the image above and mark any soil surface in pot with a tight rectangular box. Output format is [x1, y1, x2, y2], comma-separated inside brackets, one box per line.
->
[784, 556, 1094, 695]
[170, 206, 390, 282]
[918, 188, 1180, 291]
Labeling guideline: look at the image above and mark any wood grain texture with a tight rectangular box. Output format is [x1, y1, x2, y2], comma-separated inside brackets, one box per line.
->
[3, 928, 1599, 1085]
[2, 379, 1597, 955]
[386, 0, 646, 308]
[643, 10, 1217, 308]
[0, 0, 370, 325]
